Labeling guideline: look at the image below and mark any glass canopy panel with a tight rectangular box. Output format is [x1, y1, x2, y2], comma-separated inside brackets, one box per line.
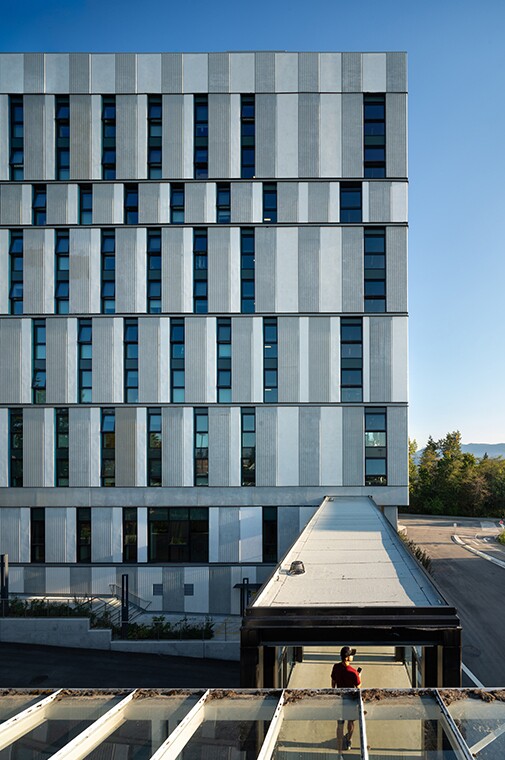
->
[443, 690, 505, 760]
[0, 694, 120, 760]
[176, 694, 278, 760]
[0, 693, 47, 724]
[83, 693, 201, 760]
[363, 690, 460, 759]
[273, 693, 360, 759]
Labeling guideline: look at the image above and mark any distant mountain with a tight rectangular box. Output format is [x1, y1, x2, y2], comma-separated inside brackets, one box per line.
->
[414, 443, 505, 463]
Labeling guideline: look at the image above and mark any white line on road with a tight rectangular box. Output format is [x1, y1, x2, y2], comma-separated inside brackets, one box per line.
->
[452, 535, 505, 569]
[462, 662, 485, 687]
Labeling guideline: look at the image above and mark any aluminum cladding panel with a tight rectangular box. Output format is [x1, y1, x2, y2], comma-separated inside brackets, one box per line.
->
[256, 407, 277, 486]
[70, 95, 92, 179]
[341, 94, 363, 177]
[208, 227, 231, 312]
[298, 227, 320, 313]
[369, 316, 392, 402]
[343, 406, 364, 485]
[209, 94, 230, 177]
[388, 405, 409, 486]
[299, 407, 320, 486]
[255, 95, 276, 177]
[278, 317, 299, 403]
[91, 508, 114, 562]
[386, 226, 408, 313]
[298, 94, 320, 177]
[386, 93, 407, 178]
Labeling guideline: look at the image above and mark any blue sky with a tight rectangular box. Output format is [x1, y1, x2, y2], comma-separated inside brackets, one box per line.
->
[2, 0, 504, 448]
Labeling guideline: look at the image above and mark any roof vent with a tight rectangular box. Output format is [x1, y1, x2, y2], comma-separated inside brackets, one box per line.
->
[288, 560, 305, 575]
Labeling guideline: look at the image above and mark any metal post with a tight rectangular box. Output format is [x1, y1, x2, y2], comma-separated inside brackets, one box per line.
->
[121, 573, 129, 639]
[0, 554, 8, 617]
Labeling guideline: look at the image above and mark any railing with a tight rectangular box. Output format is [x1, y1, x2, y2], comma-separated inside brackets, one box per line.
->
[108, 584, 152, 612]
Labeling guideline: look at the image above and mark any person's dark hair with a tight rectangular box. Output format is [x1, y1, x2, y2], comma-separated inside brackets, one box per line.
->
[340, 646, 354, 660]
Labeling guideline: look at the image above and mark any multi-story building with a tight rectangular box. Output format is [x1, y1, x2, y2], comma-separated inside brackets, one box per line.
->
[0, 52, 408, 616]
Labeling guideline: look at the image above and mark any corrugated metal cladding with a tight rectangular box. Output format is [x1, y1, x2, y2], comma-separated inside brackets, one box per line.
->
[0, 51, 407, 616]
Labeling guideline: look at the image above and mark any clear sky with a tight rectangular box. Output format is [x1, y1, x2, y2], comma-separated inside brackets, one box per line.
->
[2, 0, 504, 448]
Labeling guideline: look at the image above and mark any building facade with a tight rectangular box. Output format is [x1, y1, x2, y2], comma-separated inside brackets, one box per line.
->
[0, 52, 408, 615]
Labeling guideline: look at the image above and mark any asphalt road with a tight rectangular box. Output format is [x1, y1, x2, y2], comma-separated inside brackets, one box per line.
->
[0, 643, 240, 688]
[401, 514, 505, 687]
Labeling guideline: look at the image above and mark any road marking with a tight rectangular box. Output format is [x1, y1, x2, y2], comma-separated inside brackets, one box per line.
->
[452, 535, 505, 569]
[462, 662, 485, 687]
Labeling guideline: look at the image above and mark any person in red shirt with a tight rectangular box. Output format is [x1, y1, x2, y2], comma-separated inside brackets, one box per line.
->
[331, 646, 362, 756]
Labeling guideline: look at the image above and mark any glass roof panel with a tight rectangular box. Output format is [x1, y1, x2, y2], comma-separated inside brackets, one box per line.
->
[0, 693, 48, 724]
[442, 690, 505, 760]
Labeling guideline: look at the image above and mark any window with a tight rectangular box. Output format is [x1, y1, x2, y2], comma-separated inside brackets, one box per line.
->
[32, 319, 46, 403]
[55, 95, 70, 180]
[148, 508, 209, 563]
[263, 318, 278, 403]
[341, 318, 362, 402]
[147, 229, 162, 313]
[124, 183, 138, 225]
[9, 95, 23, 180]
[241, 95, 255, 178]
[148, 408, 162, 486]
[123, 508, 137, 563]
[194, 95, 208, 179]
[78, 319, 92, 403]
[79, 185, 92, 224]
[263, 183, 277, 223]
[340, 182, 362, 223]
[32, 185, 46, 226]
[241, 228, 255, 313]
[365, 407, 387, 486]
[147, 95, 162, 178]
[194, 409, 208, 486]
[102, 96, 116, 179]
[217, 318, 231, 402]
[30, 508, 45, 563]
[101, 230, 115, 314]
[170, 318, 185, 402]
[170, 184, 184, 223]
[216, 183, 231, 223]
[9, 409, 23, 487]
[364, 227, 386, 312]
[9, 231, 23, 315]
[55, 408, 69, 487]
[364, 94, 386, 178]
[193, 228, 208, 313]
[55, 230, 69, 314]
[124, 319, 139, 403]
[241, 409, 255, 486]
[263, 507, 278, 562]
[76, 507, 91, 563]
[101, 409, 115, 487]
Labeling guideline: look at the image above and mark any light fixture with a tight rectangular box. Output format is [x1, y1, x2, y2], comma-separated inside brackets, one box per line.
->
[288, 560, 305, 575]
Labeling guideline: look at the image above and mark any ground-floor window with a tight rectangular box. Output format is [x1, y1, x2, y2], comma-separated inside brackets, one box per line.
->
[148, 507, 209, 563]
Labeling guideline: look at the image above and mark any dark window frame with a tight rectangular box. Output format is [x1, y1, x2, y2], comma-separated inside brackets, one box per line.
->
[9, 230, 23, 315]
[241, 95, 255, 179]
[101, 230, 116, 314]
[341, 317, 363, 402]
[364, 93, 386, 178]
[194, 95, 208, 179]
[241, 408, 256, 486]
[193, 228, 208, 314]
[102, 95, 116, 180]
[9, 409, 23, 487]
[194, 408, 209, 486]
[263, 318, 278, 403]
[101, 408, 115, 487]
[147, 408, 162, 487]
[76, 507, 91, 563]
[147, 95, 162, 179]
[31, 508, 45, 563]
[148, 507, 209, 563]
[55, 408, 69, 487]
[32, 318, 46, 404]
[365, 407, 388, 486]
[147, 228, 162, 314]
[124, 318, 139, 403]
[170, 318, 185, 403]
[217, 318, 231, 403]
[78, 318, 92, 403]
[340, 182, 362, 223]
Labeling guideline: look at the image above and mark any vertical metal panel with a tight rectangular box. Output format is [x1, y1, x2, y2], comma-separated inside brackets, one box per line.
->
[319, 52, 342, 91]
[209, 408, 230, 486]
[182, 53, 208, 92]
[115, 407, 138, 486]
[369, 316, 392, 402]
[218, 508, 239, 562]
[309, 317, 331, 402]
[298, 227, 320, 313]
[161, 53, 183, 93]
[299, 52, 319, 91]
[0, 408, 8, 486]
[255, 52, 275, 92]
[23, 95, 45, 179]
[185, 183, 206, 223]
[341, 94, 363, 177]
[90, 95, 101, 179]
[69, 53, 90, 93]
[46, 183, 68, 225]
[209, 567, 231, 614]
[308, 182, 329, 223]
[116, 228, 146, 313]
[24, 567, 46, 595]
[230, 182, 253, 223]
[299, 407, 320, 486]
[298, 316, 309, 401]
[276, 94, 298, 177]
[46, 509, 68, 563]
[91, 508, 113, 562]
[0, 54, 24, 93]
[0, 319, 30, 403]
[298, 94, 319, 177]
[387, 93, 408, 178]
[388, 405, 408, 485]
[0, 185, 21, 225]
[230, 53, 255, 92]
[69, 228, 100, 314]
[278, 506, 301, 557]
[341, 227, 363, 312]
[275, 52, 298, 92]
[23, 408, 52, 486]
[342, 406, 364, 485]
[92, 317, 122, 403]
[255, 227, 276, 312]
[208, 94, 230, 177]
[0, 508, 21, 562]
[391, 316, 408, 402]
[342, 53, 362, 92]
[163, 407, 184, 487]
[23, 228, 52, 314]
[70, 95, 92, 179]
[239, 507, 262, 562]
[92, 183, 116, 225]
[320, 94, 342, 177]
[46, 318, 72, 403]
[46, 567, 71, 594]
[277, 182, 298, 223]
[256, 94, 276, 177]
[69, 566, 92, 596]
[256, 407, 277, 486]
[69, 407, 100, 487]
[139, 183, 160, 224]
[20, 509, 32, 563]
[387, 52, 407, 92]
[369, 182, 391, 222]
[137, 54, 161, 92]
[163, 227, 191, 313]
[0, 229, 7, 311]
[115, 53, 136, 92]
[90, 54, 116, 93]
[231, 317, 252, 402]
[208, 53, 229, 92]
[116, 95, 138, 179]
[362, 53, 387, 91]
[278, 317, 299, 402]
[0, 95, 8, 180]
[208, 227, 231, 313]
[92, 566, 117, 596]
[24, 53, 44, 93]
[139, 316, 167, 403]
[185, 318, 207, 402]
[163, 568, 185, 612]
[320, 406, 343, 485]
[391, 182, 407, 222]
